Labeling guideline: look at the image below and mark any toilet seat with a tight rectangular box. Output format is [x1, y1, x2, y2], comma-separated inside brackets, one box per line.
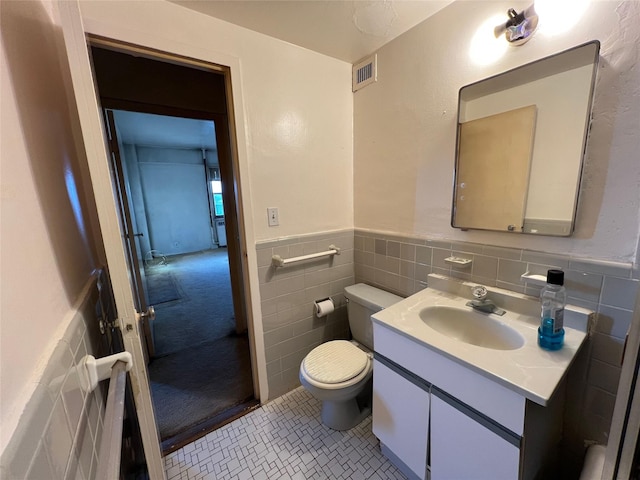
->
[302, 340, 370, 385]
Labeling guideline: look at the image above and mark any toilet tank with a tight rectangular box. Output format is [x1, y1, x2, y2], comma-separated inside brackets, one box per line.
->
[344, 284, 402, 350]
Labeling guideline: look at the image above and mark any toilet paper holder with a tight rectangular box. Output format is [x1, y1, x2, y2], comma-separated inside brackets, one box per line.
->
[314, 297, 335, 318]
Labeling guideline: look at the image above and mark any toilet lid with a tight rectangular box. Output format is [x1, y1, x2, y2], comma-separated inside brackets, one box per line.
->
[303, 340, 368, 384]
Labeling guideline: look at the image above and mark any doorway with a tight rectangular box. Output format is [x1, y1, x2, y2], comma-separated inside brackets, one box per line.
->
[91, 44, 258, 453]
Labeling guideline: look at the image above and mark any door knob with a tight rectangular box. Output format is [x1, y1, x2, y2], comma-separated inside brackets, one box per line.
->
[139, 306, 155, 322]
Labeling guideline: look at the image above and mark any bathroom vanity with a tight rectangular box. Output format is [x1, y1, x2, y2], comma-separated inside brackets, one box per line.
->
[371, 274, 592, 480]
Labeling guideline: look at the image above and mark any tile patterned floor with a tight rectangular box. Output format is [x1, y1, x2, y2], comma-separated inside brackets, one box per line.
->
[164, 387, 407, 479]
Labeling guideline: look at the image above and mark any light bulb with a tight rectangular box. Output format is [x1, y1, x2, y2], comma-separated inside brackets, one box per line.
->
[470, 14, 509, 66]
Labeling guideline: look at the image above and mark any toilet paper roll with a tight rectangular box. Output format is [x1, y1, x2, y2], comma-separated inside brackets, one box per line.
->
[315, 298, 334, 318]
[579, 445, 606, 480]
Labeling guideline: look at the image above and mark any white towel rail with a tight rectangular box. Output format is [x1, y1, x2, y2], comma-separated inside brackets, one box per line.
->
[272, 244, 340, 267]
[95, 360, 128, 480]
[75, 352, 132, 480]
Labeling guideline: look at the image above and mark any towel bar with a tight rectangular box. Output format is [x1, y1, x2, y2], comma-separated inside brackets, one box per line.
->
[95, 360, 128, 480]
[272, 244, 340, 267]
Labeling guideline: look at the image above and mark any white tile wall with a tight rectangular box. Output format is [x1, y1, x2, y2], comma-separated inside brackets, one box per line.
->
[1, 275, 109, 480]
[257, 228, 638, 460]
[353, 228, 638, 472]
[257, 230, 355, 399]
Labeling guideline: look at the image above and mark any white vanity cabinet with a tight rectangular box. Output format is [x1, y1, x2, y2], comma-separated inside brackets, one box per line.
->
[430, 394, 520, 480]
[372, 321, 564, 480]
[372, 359, 430, 480]
[369, 274, 590, 480]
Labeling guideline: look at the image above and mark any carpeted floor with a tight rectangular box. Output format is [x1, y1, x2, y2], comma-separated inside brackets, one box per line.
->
[149, 334, 254, 440]
[147, 250, 237, 357]
[146, 271, 181, 305]
[146, 249, 254, 441]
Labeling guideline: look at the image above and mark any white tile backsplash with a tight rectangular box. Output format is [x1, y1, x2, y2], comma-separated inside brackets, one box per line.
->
[589, 359, 622, 395]
[601, 276, 639, 310]
[584, 385, 617, 419]
[565, 270, 604, 303]
[400, 243, 416, 262]
[498, 258, 529, 285]
[569, 258, 633, 278]
[521, 251, 570, 269]
[483, 245, 522, 260]
[591, 332, 625, 366]
[596, 305, 633, 340]
[472, 254, 499, 280]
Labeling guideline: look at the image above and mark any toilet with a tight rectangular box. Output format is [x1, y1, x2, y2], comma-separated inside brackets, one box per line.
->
[299, 283, 402, 430]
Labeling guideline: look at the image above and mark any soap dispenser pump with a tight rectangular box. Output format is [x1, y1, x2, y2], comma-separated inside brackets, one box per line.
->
[538, 269, 566, 350]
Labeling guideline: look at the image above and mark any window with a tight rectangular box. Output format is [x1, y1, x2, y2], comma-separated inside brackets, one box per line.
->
[210, 180, 224, 217]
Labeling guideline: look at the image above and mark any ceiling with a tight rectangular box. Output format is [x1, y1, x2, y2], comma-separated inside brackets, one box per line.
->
[168, 0, 453, 63]
[113, 111, 217, 151]
[113, 1, 453, 150]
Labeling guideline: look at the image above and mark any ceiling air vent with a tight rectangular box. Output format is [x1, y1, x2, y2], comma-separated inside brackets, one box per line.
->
[352, 54, 377, 92]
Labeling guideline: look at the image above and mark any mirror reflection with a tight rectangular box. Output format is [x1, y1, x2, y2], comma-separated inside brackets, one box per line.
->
[452, 41, 600, 236]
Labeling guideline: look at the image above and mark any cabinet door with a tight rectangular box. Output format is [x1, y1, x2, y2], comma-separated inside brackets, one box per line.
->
[431, 394, 520, 480]
[373, 359, 430, 480]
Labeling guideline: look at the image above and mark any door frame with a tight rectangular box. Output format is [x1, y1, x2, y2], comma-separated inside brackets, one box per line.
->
[91, 43, 257, 376]
[56, 2, 263, 477]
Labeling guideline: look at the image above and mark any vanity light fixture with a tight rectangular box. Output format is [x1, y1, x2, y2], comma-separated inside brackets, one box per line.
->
[493, 4, 539, 45]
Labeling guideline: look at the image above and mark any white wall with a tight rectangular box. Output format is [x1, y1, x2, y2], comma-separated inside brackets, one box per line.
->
[136, 147, 214, 256]
[0, 0, 102, 451]
[79, 0, 354, 244]
[354, 0, 640, 263]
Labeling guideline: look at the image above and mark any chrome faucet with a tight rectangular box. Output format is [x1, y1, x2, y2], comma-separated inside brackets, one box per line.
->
[466, 285, 506, 316]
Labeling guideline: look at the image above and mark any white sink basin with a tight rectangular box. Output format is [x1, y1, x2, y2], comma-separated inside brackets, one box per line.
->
[371, 274, 593, 404]
[419, 306, 525, 351]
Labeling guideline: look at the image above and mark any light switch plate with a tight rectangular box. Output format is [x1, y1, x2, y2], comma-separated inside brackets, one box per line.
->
[267, 207, 279, 226]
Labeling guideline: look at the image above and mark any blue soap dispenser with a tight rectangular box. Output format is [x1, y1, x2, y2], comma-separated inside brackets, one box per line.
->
[538, 269, 566, 350]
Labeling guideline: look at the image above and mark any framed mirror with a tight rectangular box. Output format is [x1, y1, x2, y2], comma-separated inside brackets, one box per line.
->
[452, 41, 600, 236]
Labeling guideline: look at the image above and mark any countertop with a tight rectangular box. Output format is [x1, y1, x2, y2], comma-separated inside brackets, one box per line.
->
[372, 275, 593, 405]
